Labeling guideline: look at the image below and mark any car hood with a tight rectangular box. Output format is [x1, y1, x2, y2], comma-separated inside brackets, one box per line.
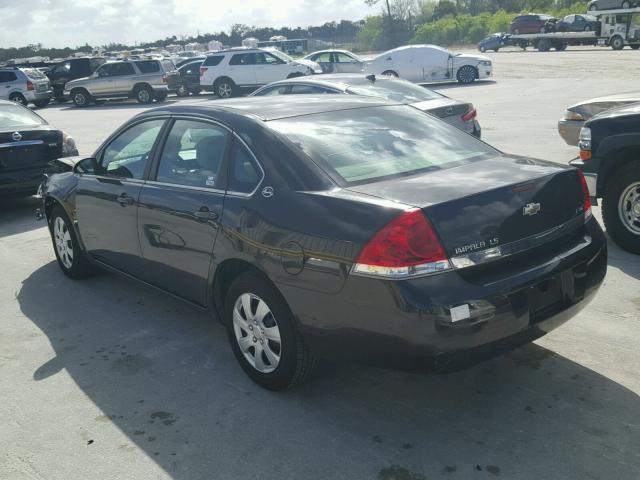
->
[65, 76, 91, 87]
[454, 53, 491, 63]
[586, 101, 640, 124]
[568, 92, 640, 119]
[293, 59, 322, 73]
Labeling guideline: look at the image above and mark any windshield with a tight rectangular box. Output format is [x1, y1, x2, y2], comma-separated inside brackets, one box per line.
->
[346, 80, 442, 104]
[0, 103, 46, 128]
[269, 105, 497, 185]
[268, 50, 293, 62]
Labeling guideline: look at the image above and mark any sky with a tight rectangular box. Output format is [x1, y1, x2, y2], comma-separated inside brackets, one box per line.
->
[0, 0, 375, 49]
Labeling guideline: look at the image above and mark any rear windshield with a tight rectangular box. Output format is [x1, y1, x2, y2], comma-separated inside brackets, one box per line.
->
[161, 60, 175, 72]
[268, 105, 497, 185]
[203, 55, 224, 66]
[0, 103, 46, 128]
[22, 68, 47, 80]
[346, 80, 442, 104]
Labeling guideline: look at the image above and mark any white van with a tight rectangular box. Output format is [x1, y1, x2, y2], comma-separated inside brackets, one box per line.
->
[363, 45, 493, 84]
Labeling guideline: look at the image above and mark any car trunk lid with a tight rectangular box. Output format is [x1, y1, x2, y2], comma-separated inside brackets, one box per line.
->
[0, 128, 62, 171]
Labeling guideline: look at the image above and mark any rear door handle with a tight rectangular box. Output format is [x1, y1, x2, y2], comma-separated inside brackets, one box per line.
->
[116, 194, 135, 206]
[194, 207, 218, 221]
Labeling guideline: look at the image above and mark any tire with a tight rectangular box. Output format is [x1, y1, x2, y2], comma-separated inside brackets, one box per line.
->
[611, 36, 625, 50]
[479, 46, 486, 52]
[537, 39, 552, 52]
[381, 70, 399, 77]
[8, 92, 27, 106]
[154, 92, 167, 102]
[456, 65, 477, 84]
[494, 48, 500, 52]
[584, 25, 592, 31]
[514, 28, 520, 35]
[622, 0, 631, 8]
[555, 43, 568, 51]
[135, 85, 153, 104]
[176, 84, 189, 97]
[225, 272, 316, 390]
[602, 161, 640, 254]
[214, 78, 236, 98]
[49, 205, 92, 279]
[589, 3, 597, 10]
[71, 89, 90, 107]
[632, 44, 640, 49]
[33, 98, 50, 108]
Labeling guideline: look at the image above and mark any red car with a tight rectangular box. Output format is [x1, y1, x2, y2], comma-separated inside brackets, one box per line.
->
[510, 14, 556, 34]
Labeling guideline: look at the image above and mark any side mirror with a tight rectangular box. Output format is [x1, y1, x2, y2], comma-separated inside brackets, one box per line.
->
[74, 157, 98, 174]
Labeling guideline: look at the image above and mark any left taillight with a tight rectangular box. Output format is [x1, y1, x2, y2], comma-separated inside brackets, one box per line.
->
[462, 105, 477, 122]
[200, 67, 208, 76]
[577, 170, 592, 222]
[26, 80, 34, 91]
[352, 208, 451, 279]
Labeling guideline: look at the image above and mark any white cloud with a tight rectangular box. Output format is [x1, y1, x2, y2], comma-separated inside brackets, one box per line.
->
[0, 0, 374, 48]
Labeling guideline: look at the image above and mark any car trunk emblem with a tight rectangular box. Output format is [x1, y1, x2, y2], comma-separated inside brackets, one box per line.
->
[12, 131, 22, 141]
[523, 202, 541, 216]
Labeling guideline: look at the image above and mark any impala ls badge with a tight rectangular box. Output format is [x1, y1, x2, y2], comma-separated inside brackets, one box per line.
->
[11, 131, 22, 141]
[523, 202, 541, 216]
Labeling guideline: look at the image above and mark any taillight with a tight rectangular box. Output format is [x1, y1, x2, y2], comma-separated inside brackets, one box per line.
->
[26, 80, 34, 91]
[462, 106, 477, 122]
[352, 208, 451, 279]
[577, 170, 592, 221]
[162, 75, 167, 84]
[199, 67, 208, 76]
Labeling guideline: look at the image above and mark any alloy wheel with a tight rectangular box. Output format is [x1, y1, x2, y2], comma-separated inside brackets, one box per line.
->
[618, 181, 640, 235]
[218, 83, 233, 98]
[74, 92, 86, 106]
[233, 293, 282, 373]
[138, 89, 151, 103]
[54, 216, 74, 269]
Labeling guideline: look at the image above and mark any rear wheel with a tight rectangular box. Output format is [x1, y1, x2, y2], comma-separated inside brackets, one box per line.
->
[135, 85, 153, 104]
[71, 89, 90, 107]
[9, 92, 27, 106]
[176, 84, 189, 97]
[154, 92, 167, 102]
[603, 161, 640, 254]
[381, 70, 399, 77]
[225, 272, 316, 390]
[214, 78, 236, 98]
[537, 39, 552, 52]
[555, 42, 568, 51]
[456, 65, 477, 84]
[632, 44, 640, 49]
[49, 206, 92, 279]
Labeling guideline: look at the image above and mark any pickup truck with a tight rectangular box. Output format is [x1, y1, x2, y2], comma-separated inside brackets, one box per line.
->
[571, 102, 640, 253]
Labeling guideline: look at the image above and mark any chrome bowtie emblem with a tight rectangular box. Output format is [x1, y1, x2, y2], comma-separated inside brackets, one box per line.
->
[261, 186, 274, 198]
[11, 131, 22, 141]
[523, 202, 541, 216]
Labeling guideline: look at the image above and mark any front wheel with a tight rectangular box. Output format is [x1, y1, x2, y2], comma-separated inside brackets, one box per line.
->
[456, 65, 477, 84]
[225, 272, 316, 390]
[49, 206, 92, 278]
[611, 36, 625, 50]
[603, 161, 640, 254]
[71, 89, 90, 107]
[479, 46, 486, 52]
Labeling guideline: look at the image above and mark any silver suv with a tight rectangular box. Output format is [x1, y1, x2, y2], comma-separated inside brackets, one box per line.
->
[0, 67, 53, 108]
[64, 59, 180, 107]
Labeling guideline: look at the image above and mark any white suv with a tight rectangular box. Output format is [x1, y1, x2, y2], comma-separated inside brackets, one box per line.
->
[199, 48, 321, 98]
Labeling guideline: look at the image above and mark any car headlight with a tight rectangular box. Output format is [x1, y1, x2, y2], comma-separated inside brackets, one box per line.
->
[564, 110, 585, 121]
[480, 60, 492, 66]
[62, 132, 78, 157]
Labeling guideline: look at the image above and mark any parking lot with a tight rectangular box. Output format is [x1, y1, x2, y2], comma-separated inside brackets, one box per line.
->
[1, 47, 639, 480]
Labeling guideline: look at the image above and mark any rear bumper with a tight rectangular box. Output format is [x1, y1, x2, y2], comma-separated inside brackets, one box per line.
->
[0, 164, 60, 196]
[24, 90, 53, 102]
[558, 119, 583, 146]
[282, 218, 606, 372]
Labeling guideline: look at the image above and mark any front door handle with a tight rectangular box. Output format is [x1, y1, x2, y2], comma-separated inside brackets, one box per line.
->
[116, 193, 135, 206]
[194, 207, 218, 221]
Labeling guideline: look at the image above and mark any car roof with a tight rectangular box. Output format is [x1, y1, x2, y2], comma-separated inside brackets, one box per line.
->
[256, 73, 410, 91]
[306, 49, 353, 55]
[143, 95, 399, 122]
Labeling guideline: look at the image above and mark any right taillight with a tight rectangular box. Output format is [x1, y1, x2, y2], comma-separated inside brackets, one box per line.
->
[578, 170, 592, 221]
[352, 208, 451, 279]
[199, 67, 208, 76]
[462, 106, 477, 122]
[26, 80, 34, 91]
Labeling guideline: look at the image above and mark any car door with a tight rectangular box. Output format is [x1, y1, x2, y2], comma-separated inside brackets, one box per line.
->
[136, 119, 230, 305]
[113, 62, 137, 94]
[91, 63, 118, 95]
[335, 52, 363, 73]
[227, 53, 257, 86]
[417, 47, 449, 82]
[313, 52, 335, 73]
[74, 118, 166, 275]
[0, 71, 18, 100]
[254, 52, 290, 84]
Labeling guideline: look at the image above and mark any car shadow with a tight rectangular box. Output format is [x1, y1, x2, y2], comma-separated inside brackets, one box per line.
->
[605, 232, 640, 279]
[427, 80, 497, 91]
[0, 196, 45, 237]
[58, 99, 182, 111]
[17, 262, 640, 479]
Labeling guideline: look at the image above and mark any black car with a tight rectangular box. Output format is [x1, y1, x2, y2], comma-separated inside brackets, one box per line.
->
[176, 60, 203, 97]
[175, 56, 206, 69]
[251, 74, 481, 137]
[46, 57, 106, 101]
[556, 14, 600, 32]
[0, 100, 78, 197]
[571, 103, 640, 253]
[39, 96, 607, 390]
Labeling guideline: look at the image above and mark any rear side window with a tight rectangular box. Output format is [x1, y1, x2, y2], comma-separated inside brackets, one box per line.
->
[229, 54, 254, 66]
[135, 60, 160, 73]
[269, 106, 497, 185]
[228, 143, 262, 194]
[253, 85, 289, 96]
[203, 55, 224, 66]
[0, 71, 17, 83]
[290, 85, 334, 94]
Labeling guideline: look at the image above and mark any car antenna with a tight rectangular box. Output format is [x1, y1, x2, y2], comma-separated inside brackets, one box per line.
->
[366, 74, 376, 82]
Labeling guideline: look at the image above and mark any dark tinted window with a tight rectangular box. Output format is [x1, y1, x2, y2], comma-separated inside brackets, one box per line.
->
[253, 85, 289, 96]
[179, 61, 203, 75]
[229, 53, 254, 66]
[156, 120, 229, 188]
[255, 52, 284, 64]
[228, 143, 262, 194]
[346, 79, 441, 103]
[203, 55, 224, 66]
[290, 84, 334, 94]
[0, 71, 17, 82]
[135, 60, 160, 73]
[100, 120, 164, 179]
[98, 63, 135, 77]
[269, 106, 497, 185]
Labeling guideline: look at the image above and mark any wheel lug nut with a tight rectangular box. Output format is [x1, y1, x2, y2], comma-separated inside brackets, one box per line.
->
[249, 326, 253, 330]
[260, 339, 264, 344]
[253, 337, 257, 343]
